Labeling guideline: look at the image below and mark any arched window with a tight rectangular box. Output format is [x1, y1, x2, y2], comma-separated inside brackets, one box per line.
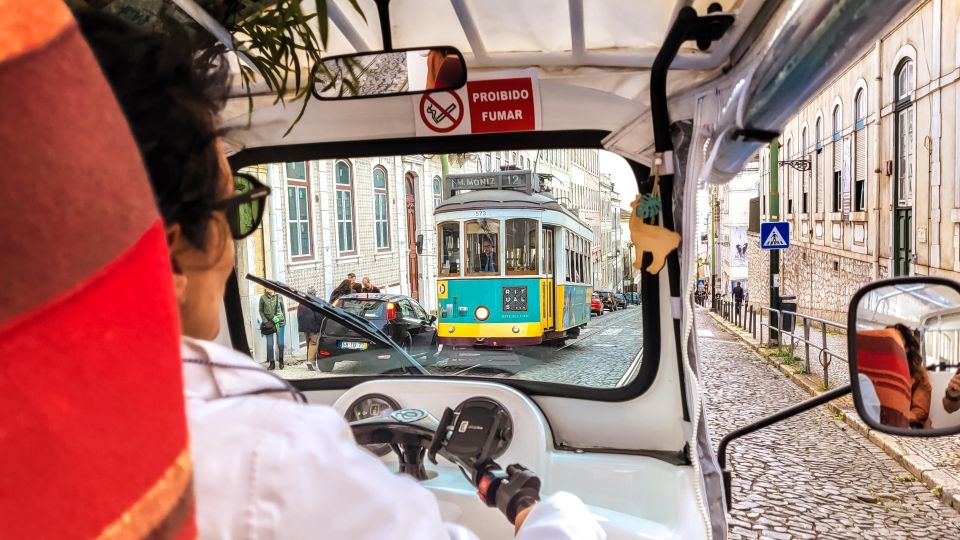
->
[854, 89, 866, 128]
[853, 89, 867, 211]
[832, 105, 842, 140]
[433, 176, 442, 208]
[895, 59, 914, 207]
[815, 117, 823, 148]
[372, 166, 390, 251]
[335, 160, 356, 254]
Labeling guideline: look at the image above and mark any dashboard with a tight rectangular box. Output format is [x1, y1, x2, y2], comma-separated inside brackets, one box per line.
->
[330, 379, 709, 540]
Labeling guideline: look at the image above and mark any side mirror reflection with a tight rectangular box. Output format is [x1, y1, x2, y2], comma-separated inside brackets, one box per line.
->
[849, 277, 960, 436]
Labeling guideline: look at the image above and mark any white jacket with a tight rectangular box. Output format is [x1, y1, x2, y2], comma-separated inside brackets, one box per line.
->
[181, 337, 606, 540]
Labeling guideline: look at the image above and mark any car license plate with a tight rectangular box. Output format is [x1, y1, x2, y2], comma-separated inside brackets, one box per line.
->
[338, 341, 367, 350]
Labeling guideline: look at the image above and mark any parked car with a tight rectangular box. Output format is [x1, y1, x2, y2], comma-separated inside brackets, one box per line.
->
[595, 290, 616, 311]
[590, 293, 604, 316]
[626, 292, 641, 305]
[317, 293, 437, 371]
[615, 293, 627, 309]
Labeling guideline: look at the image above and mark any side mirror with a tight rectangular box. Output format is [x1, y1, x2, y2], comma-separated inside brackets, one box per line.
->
[416, 234, 424, 255]
[428, 315, 437, 324]
[849, 277, 960, 436]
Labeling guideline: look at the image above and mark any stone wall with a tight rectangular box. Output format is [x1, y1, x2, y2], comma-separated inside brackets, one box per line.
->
[746, 233, 768, 307]
[779, 245, 873, 324]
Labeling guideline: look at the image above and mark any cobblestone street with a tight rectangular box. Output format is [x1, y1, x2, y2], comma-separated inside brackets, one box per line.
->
[698, 311, 960, 539]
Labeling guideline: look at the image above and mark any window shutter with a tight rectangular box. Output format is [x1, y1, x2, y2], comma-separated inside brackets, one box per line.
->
[855, 129, 867, 183]
[833, 140, 841, 173]
[816, 152, 823, 212]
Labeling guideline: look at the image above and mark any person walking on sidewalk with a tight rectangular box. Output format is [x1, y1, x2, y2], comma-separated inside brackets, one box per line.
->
[297, 287, 323, 370]
[733, 282, 745, 327]
[259, 289, 286, 369]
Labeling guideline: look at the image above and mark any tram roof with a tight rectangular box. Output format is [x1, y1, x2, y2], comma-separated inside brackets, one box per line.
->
[435, 189, 587, 226]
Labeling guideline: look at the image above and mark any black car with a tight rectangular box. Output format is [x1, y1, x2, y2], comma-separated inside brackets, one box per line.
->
[595, 290, 617, 311]
[317, 293, 437, 371]
[615, 293, 627, 309]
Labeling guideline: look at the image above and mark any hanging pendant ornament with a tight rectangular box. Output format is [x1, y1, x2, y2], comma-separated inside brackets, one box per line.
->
[629, 152, 681, 275]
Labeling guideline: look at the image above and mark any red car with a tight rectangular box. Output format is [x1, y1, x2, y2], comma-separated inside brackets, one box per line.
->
[591, 293, 604, 316]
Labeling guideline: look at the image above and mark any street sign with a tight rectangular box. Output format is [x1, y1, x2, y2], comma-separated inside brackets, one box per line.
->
[760, 221, 790, 250]
[445, 170, 538, 197]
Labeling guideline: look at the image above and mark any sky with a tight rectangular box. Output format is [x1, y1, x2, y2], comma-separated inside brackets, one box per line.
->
[600, 151, 639, 210]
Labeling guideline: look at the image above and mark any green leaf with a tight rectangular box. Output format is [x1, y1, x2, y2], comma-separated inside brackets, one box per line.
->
[635, 193, 662, 219]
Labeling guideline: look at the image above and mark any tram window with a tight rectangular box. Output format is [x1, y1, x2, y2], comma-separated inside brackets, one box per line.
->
[465, 219, 500, 275]
[543, 229, 554, 275]
[438, 221, 461, 276]
[505, 219, 538, 275]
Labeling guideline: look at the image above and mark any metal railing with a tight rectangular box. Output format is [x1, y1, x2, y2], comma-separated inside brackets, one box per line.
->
[709, 298, 848, 389]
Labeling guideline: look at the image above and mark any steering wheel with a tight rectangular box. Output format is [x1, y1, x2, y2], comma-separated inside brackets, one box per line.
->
[349, 408, 439, 480]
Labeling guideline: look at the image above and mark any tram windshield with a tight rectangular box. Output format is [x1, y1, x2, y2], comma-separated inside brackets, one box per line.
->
[235, 147, 642, 390]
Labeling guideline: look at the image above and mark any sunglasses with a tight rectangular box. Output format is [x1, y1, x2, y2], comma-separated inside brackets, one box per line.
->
[214, 172, 271, 239]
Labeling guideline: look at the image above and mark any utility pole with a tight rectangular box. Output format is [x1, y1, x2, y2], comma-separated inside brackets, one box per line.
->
[768, 138, 781, 345]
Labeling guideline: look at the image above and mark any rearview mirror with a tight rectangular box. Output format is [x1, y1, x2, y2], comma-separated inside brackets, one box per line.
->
[849, 277, 960, 436]
[312, 47, 466, 100]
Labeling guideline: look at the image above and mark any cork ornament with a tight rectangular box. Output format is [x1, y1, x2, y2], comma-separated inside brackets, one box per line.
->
[629, 157, 680, 274]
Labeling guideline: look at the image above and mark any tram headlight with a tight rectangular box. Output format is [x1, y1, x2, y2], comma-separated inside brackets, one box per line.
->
[475, 306, 490, 321]
[448, 326, 456, 334]
[512, 326, 521, 334]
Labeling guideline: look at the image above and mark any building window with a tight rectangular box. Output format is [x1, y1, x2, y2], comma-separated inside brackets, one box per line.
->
[373, 166, 390, 250]
[433, 176, 442, 207]
[832, 104, 842, 212]
[335, 160, 356, 254]
[815, 117, 823, 212]
[854, 89, 867, 212]
[485, 152, 492, 172]
[801, 128, 808, 214]
[786, 139, 793, 214]
[284, 162, 311, 259]
[895, 59, 914, 207]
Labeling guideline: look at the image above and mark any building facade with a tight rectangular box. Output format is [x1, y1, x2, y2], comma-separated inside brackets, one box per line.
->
[716, 158, 760, 298]
[747, 0, 960, 323]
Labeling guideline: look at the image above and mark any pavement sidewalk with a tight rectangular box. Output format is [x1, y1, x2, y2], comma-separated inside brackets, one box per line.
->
[701, 307, 960, 513]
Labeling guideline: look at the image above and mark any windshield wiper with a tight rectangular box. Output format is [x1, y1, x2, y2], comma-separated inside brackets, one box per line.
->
[246, 275, 428, 375]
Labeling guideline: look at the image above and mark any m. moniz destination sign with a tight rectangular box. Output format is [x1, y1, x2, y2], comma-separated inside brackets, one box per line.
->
[445, 170, 539, 197]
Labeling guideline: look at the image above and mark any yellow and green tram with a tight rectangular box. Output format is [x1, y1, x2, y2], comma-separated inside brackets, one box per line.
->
[434, 170, 593, 355]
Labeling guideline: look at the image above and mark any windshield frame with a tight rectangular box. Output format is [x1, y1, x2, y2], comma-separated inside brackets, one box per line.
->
[226, 130, 661, 402]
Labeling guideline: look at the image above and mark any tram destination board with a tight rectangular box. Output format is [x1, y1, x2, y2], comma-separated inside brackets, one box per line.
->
[502, 286, 528, 312]
[446, 170, 537, 196]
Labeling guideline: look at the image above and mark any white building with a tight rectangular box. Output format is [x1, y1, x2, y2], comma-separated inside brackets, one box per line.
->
[716, 156, 760, 297]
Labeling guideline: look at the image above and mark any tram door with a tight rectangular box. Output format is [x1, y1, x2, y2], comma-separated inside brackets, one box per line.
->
[542, 227, 555, 330]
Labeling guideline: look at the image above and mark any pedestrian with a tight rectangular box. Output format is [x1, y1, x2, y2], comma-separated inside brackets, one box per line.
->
[259, 288, 285, 369]
[733, 282, 744, 326]
[297, 286, 323, 369]
[330, 279, 353, 303]
[362, 277, 380, 293]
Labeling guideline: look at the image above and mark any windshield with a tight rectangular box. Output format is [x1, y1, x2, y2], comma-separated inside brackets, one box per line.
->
[236, 148, 642, 389]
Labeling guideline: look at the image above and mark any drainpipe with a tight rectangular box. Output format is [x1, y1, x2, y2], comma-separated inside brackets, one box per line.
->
[873, 40, 882, 279]
[929, 0, 943, 272]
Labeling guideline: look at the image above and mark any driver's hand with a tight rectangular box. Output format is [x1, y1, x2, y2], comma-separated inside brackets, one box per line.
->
[514, 503, 536, 535]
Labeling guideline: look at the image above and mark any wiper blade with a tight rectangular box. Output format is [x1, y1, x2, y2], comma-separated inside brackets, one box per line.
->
[246, 275, 428, 375]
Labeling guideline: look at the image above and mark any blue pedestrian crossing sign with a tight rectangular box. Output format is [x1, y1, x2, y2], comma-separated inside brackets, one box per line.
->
[760, 221, 790, 250]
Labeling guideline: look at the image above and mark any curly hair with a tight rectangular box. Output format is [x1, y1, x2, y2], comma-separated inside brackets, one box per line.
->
[891, 323, 924, 379]
[75, 9, 231, 249]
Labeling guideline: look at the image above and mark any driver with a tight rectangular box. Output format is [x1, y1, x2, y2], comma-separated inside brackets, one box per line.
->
[77, 10, 605, 540]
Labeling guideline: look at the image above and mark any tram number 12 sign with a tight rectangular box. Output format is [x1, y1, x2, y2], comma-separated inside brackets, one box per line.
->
[502, 286, 528, 312]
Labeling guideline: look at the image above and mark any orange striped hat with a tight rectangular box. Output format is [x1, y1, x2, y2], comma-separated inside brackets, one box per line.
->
[0, 1, 195, 538]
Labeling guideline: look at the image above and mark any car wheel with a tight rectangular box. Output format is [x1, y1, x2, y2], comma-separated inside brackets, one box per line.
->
[317, 359, 335, 372]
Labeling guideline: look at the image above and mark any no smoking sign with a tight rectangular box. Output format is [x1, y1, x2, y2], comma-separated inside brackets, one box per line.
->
[419, 91, 464, 133]
[413, 74, 541, 137]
